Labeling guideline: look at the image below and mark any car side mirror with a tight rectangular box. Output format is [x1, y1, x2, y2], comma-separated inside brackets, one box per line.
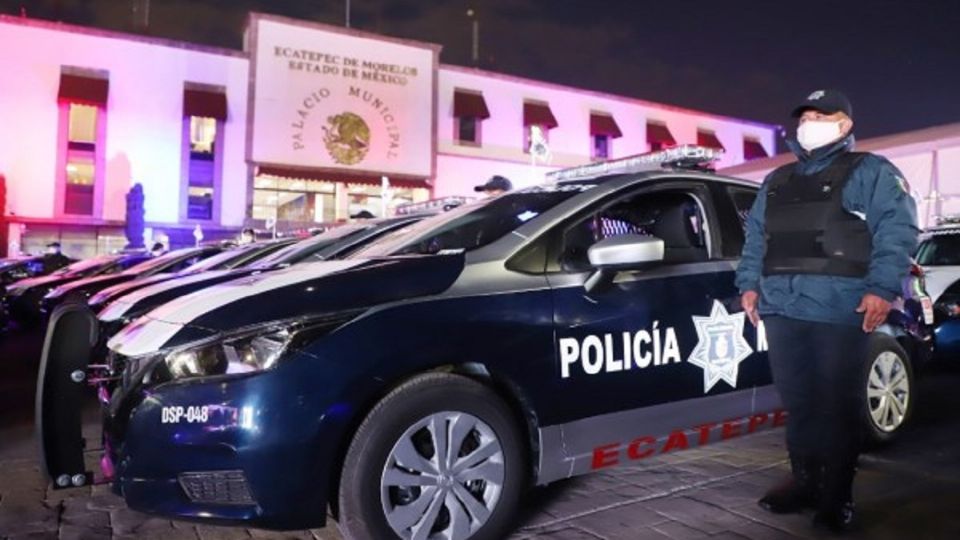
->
[584, 235, 665, 293]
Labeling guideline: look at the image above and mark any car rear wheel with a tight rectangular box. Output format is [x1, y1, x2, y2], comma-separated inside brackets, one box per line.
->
[338, 373, 525, 540]
[863, 334, 914, 445]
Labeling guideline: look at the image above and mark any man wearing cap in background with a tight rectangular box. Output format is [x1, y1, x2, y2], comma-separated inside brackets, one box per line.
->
[43, 242, 71, 268]
[736, 90, 918, 533]
[239, 228, 257, 245]
[474, 175, 513, 198]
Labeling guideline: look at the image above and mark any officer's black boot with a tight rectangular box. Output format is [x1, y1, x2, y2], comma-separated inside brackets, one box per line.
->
[758, 454, 820, 514]
[813, 458, 857, 534]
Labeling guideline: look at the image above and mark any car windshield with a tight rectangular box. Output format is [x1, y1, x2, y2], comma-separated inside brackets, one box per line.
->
[351, 186, 591, 257]
[181, 247, 250, 273]
[916, 233, 960, 266]
[123, 249, 199, 274]
[55, 255, 118, 276]
[251, 224, 370, 268]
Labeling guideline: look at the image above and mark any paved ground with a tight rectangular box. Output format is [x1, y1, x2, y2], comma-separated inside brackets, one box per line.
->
[2, 326, 960, 539]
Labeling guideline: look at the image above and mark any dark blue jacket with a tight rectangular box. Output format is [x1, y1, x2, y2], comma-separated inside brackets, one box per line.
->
[735, 135, 919, 326]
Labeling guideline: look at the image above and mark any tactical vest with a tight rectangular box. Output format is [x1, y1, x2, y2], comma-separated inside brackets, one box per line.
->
[763, 152, 872, 277]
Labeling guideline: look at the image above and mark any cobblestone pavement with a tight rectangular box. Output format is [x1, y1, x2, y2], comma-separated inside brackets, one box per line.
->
[2, 328, 960, 539]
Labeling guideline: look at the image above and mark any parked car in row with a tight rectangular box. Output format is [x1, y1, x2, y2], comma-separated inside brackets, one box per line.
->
[4, 252, 152, 328]
[93, 215, 427, 341]
[38, 147, 934, 540]
[915, 224, 960, 301]
[0, 254, 75, 288]
[38, 246, 224, 321]
[907, 225, 960, 362]
[86, 239, 298, 314]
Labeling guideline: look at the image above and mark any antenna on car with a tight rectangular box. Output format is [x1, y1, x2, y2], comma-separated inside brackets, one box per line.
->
[547, 145, 725, 183]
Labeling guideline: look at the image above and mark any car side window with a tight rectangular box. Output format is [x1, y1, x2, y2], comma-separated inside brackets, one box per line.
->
[717, 185, 758, 257]
[559, 189, 711, 272]
[727, 187, 757, 233]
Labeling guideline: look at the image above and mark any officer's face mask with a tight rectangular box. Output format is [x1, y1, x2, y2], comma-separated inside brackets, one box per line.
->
[797, 120, 842, 152]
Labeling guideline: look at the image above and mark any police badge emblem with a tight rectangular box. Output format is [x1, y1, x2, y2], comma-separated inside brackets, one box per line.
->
[687, 300, 754, 393]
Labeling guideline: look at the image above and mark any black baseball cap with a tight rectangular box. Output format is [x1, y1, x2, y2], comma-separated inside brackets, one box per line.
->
[790, 89, 853, 119]
[474, 175, 513, 193]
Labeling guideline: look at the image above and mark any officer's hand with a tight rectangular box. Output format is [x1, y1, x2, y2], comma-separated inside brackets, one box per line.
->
[856, 293, 891, 333]
[741, 290, 760, 327]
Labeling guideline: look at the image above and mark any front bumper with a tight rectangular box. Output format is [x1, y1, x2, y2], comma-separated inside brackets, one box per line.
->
[102, 349, 351, 529]
[6, 288, 46, 326]
[934, 319, 960, 359]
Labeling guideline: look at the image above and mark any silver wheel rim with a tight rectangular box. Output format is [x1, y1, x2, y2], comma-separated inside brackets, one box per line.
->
[866, 351, 910, 433]
[380, 411, 505, 540]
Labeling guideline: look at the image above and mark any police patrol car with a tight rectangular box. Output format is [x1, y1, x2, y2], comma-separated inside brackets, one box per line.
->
[916, 222, 960, 302]
[38, 146, 931, 540]
[916, 221, 960, 360]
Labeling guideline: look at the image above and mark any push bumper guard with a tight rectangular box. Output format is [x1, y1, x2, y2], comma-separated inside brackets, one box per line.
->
[36, 303, 115, 489]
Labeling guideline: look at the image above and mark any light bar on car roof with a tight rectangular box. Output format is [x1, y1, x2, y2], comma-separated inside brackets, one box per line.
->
[935, 214, 960, 227]
[546, 145, 724, 183]
[395, 196, 473, 215]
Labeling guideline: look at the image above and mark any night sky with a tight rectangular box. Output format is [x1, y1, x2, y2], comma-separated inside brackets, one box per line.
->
[5, 0, 960, 142]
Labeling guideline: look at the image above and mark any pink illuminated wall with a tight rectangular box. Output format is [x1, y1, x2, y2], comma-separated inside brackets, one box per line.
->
[0, 17, 249, 228]
[434, 65, 777, 196]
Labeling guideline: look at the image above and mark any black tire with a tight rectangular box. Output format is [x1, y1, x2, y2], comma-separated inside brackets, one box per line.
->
[862, 334, 915, 445]
[338, 373, 526, 540]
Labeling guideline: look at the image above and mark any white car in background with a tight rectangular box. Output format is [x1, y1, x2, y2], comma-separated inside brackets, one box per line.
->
[916, 225, 960, 301]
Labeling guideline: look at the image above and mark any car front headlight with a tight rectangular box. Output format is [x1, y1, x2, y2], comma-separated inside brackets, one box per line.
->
[148, 311, 362, 384]
[89, 290, 111, 306]
[936, 295, 960, 318]
[163, 328, 293, 380]
[46, 286, 68, 300]
[5, 285, 26, 297]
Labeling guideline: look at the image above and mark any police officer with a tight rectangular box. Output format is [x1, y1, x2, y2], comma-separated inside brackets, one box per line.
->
[41, 241, 72, 273]
[239, 228, 256, 245]
[735, 90, 918, 533]
[474, 175, 513, 197]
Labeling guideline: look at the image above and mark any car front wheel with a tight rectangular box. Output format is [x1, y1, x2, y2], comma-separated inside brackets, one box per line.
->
[863, 334, 914, 445]
[338, 373, 526, 540]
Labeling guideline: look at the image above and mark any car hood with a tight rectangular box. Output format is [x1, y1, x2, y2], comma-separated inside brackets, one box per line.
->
[95, 273, 174, 302]
[97, 268, 251, 323]
[107, 254, 465, 356]
[55, 273, 131, 295]
[921, 265, 960, 302]
[5, 273, 79, 294]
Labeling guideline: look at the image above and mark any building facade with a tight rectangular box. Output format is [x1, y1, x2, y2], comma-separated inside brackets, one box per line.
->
[0, 13, 778, 259]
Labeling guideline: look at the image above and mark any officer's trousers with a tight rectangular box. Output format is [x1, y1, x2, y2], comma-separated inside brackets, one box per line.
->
[764, 316, 868, 462]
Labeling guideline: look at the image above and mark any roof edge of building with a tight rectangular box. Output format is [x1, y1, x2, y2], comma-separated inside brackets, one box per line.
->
[0, 13, 247, 58]
[248, 11, 443, 53]
[439, 63, 782, 133]
[721, 121, 960, 177]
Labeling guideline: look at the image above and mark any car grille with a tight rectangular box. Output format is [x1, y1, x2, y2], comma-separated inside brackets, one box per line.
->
[178, 470, 255, 505]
